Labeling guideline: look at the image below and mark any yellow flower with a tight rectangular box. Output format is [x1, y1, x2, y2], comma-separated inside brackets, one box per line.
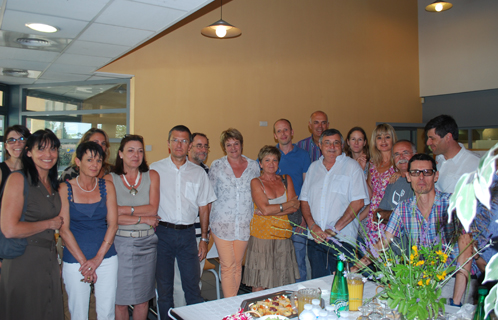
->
[431, 261, 435, 265]
[426, 279, 430, 285]
[441, 254, 448, 263]
[418, 280, 424, 286]
[412, 246, 418, 255]
[436, 274, 444, 281]
[416, 260, 425, 266]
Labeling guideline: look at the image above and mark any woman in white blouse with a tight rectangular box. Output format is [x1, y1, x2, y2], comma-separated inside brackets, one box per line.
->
[209, 128, 260, 297]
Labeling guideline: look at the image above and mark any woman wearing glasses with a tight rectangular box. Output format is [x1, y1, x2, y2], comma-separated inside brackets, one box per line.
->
[208, 128, 260, 297]
[0, 125, 31, 276]
[59, 128, 114, 182]
[104, 135, 160, 320]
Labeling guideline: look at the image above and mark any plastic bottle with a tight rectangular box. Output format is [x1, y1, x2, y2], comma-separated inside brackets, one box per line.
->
[299, 304, 316, 320]
[330, 260, 349, 313]
[339, 311, 351, 319]
[311, 298, 322, 317]
[325, 305, 336, 315]
[473, 286, 490, 320]
[318, 310, 329, 320]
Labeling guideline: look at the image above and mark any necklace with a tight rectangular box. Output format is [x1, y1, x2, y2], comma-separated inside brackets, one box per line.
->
[76, 176, 98, 193]
[122, 171, 140, 196]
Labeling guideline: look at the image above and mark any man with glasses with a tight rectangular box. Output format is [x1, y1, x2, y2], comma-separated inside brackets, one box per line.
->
[374, 140, 417, 224]
[150, 125, 216, 318]
[173, 132, 210, 307]
[300, 129, 369, 278]
[353, 154, 472, 305]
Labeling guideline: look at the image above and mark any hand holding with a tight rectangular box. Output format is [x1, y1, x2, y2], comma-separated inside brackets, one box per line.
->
[389, 172, 401, 184]
[144, 215, 160, 228]
[311, 224, 327, 244]
[48, 216, 64, 230]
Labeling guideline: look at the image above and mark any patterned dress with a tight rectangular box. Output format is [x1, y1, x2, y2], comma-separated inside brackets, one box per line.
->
[366, 161, 396, 243]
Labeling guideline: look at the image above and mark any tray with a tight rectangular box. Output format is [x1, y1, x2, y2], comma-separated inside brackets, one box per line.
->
[240, 290, 324, 319]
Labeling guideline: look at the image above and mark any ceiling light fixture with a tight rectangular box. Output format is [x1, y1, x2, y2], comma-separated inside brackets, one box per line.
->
[201, 0, 241, 39]
[2, 68, 30, 77]
[16, 38, 52, 47]
[425, 1, 453, 12]
[25, 23, 59, 33]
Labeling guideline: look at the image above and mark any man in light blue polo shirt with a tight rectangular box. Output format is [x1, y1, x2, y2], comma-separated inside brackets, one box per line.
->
[274, 119, 311, 282]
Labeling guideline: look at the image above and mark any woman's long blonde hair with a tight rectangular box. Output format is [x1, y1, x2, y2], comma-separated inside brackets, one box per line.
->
[369, 123, 397, 168]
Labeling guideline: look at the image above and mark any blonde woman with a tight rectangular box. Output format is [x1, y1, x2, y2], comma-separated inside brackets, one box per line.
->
[360, 123, 397, 243]
[208, 128, 260, 297]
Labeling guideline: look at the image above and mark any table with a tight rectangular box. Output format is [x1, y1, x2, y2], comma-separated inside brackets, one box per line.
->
[169, 276, 462, 320]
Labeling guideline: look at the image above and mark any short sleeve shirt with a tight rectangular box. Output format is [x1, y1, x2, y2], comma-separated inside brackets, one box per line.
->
[150, 157, 216, 225]
[386, 190, 453, 247]
[436, 144, 480, 193]
[208, 155, 260, 241]
[276, 144, 311, 196]
[299, 153, 370, 244]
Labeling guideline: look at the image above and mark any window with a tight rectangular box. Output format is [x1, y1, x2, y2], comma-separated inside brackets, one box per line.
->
[20, 80, 129, 174]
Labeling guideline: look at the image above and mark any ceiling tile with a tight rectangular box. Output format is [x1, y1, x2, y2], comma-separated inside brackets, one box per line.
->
[56, 53, 111, 67]
[48, 63, 97, 74]
[0, 58, 49, 71]
[0, 46, 59, 62]
[65, 40, 131, 58]
[6, 0, 109, 21]
[39, 71, 91, 82]
[97, 0, 185, 31]
[132, 0, 212, 12]
[0, 75, 37, 85]
[2, 10, 89, 39]
[78, 23, 154, 46]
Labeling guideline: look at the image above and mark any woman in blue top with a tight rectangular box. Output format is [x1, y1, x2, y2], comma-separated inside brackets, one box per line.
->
[59, 141, 118, 320]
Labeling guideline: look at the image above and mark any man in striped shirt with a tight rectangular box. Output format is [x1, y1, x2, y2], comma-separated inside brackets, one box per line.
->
[297, 111, 329, 162]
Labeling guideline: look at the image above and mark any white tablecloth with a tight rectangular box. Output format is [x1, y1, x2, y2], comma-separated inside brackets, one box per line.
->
[170, 275, 463, 320]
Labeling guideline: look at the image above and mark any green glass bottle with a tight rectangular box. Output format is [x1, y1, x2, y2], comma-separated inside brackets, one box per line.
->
[330, 260, 349, 314]
[473, 286, 490, 320]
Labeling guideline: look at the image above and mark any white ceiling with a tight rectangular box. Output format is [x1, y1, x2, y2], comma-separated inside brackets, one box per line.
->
[0, 0, 214, 85]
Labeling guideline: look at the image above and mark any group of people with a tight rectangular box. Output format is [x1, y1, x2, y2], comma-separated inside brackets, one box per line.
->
[0, 110, 496, 320]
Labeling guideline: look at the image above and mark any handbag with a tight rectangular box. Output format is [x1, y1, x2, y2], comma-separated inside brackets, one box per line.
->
[0, 171, 30, 259]
[282, 174, 303, 225]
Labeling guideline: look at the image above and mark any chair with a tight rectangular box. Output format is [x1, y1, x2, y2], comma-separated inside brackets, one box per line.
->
[203, 236, 221, 300]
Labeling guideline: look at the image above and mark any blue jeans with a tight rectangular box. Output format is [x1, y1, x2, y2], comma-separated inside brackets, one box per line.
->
[307, 238, 355, 279]
[156, 225, 203, 319]
[291, 227, 307, 282]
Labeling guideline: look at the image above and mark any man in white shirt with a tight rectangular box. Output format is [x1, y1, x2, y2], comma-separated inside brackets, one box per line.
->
[425, 114, 480, 193]
[173, 132, 211, 307]
[150, 125, 216, 318]
[299, 129, 370, 278]
[425, 114, 480, 306]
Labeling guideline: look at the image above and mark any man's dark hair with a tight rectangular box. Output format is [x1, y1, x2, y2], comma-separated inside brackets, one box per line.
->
[168, 125, 192, 142]
[319, 129, 343, 145]
[424, 114, 458, 141]
[408, 153, 437, 172]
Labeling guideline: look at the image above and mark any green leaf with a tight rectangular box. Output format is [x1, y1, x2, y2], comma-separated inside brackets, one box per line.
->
[484, 284, 497, 318]
[483, 254, 498, 283]
[418, 304, 429, 320]
[454, 182, 478, 232]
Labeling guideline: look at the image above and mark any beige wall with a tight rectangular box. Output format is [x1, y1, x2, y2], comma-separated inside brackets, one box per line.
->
[100, 0, 422, 165]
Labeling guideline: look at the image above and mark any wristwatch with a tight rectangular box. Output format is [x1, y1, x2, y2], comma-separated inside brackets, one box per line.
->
[131, 206, 135, 215]
[201, 237, 209, 244]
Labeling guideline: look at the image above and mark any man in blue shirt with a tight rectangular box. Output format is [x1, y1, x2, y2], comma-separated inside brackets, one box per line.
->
[274, 119, 311, 282]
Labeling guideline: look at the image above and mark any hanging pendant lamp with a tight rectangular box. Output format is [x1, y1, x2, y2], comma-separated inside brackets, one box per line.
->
[201, 0, 241, 39]
[425, 1, 453, 12]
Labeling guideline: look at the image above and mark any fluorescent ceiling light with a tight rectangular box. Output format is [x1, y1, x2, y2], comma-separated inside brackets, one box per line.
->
[25, 23, 59, 33]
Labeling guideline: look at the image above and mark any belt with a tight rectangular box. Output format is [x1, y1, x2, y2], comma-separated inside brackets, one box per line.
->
[116, 228, 155, 238]
[158, 221, 194, 230]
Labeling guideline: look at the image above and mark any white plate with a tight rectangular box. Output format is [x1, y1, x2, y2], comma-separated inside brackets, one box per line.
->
[259, 316, 289, 320]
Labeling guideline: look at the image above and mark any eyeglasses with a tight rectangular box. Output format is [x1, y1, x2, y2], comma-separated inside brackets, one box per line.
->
[194, 144, 210, 150]
[393, 150, 413, 158]
[409, 169, 436, 177]
[6, 137, 26, 144]
[170, 138, 189, 145]
[322, 140, 341, 147]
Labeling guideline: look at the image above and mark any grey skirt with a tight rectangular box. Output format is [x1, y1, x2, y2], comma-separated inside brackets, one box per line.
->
[243, 236, 300, 289]
[115, 233, 158, 305]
